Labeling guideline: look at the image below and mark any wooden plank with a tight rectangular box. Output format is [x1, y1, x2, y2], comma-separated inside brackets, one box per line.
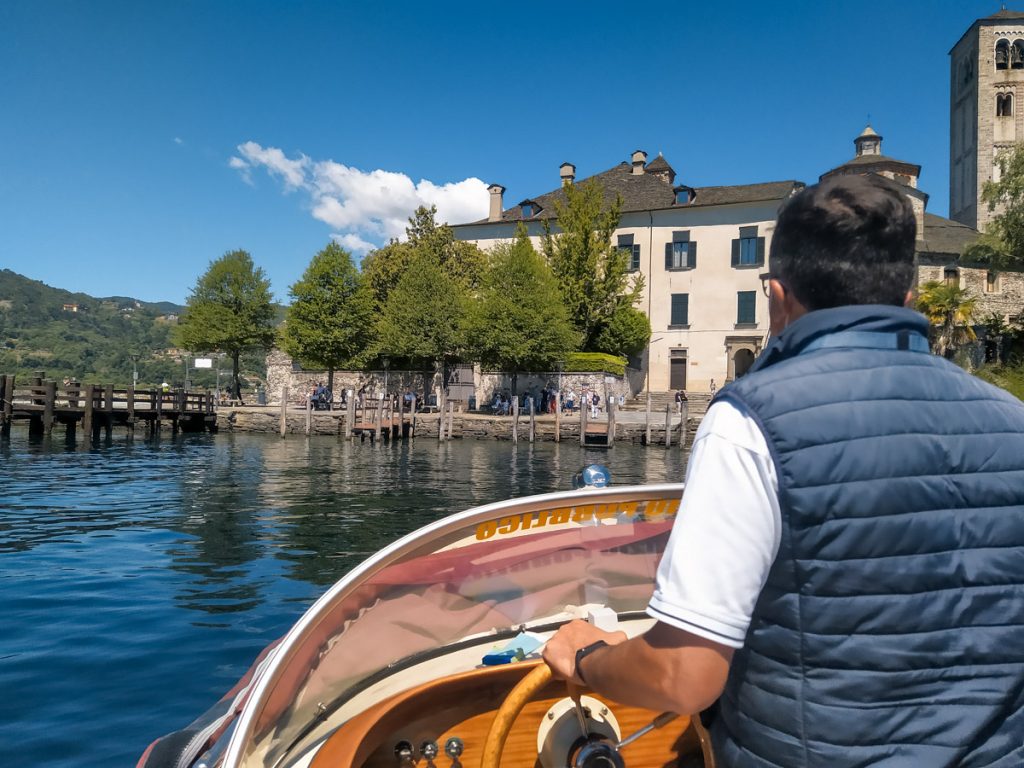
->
[645, 391, 652, 446]
[43, 380, 56, 435]
[280, 383, 288, 438]
[127, 385, 135, 438]
[607, 394, 615, 447]
[0, 375, 9, 437]
[82, 384, 94, 444]
[580, 395, 588, 446]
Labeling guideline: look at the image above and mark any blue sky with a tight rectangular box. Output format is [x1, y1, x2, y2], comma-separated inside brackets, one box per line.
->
[0, 0, 1009, 304]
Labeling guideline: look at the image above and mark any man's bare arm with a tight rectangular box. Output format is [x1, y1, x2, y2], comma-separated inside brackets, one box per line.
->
[542, 619, 733, 715]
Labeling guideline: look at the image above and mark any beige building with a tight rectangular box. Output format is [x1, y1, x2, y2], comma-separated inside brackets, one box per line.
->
[453, 153, 802, 393]
[950, 8, 1024, 231]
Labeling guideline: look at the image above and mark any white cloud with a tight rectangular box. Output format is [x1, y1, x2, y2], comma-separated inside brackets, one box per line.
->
[333, 233, 377, 255]
[229, 141, 489, 252]
[173, 136, 183, 145]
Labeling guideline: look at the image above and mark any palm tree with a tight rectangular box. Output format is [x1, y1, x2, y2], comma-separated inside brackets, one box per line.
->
[915, 280, 978, 358]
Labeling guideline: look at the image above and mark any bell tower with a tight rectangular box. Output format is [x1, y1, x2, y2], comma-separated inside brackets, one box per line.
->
[950, 9, 1024, 231]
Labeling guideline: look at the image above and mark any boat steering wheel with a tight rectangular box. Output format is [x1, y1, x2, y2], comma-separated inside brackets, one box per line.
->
[481, 662, 555, 768]
[480, 661, 717, 768]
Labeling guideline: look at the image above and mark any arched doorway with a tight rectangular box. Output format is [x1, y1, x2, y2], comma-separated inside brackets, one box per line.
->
[733, 349, 756, 378]
[725, 336, 764, 381]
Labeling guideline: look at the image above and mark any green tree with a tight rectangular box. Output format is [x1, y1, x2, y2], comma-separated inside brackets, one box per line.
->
[279, 242, 372, 396]
[375, 249, 467, 378]
[539, 179, 645, 353]
[362, 206, 486, 310]
[465, 229, 578, 392]
[174, 250, 276, 399]
[916, 280, 978, 358]
[967, 143, 1024, 269]
[592, 305, 651, 358]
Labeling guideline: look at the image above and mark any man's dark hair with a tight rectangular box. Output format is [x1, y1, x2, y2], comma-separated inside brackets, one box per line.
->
[769, 174, 916, 310]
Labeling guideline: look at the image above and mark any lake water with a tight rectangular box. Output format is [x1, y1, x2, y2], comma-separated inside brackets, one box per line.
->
[0, 430, 688, 767]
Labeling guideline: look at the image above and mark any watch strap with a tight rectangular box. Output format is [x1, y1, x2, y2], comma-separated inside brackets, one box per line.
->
[574, 639, 608, 685]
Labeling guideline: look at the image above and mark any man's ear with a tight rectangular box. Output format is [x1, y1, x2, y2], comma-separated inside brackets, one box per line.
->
[904, 290, 915, 307]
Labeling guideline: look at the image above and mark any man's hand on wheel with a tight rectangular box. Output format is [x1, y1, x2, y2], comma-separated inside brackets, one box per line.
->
[542, 619, 627, 685]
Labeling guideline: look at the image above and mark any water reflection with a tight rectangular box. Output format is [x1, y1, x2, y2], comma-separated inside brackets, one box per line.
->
[0, 428, 688, 767]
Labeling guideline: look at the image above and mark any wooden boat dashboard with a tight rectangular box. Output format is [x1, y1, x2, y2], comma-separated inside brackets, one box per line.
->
[310, 660, 712, 768]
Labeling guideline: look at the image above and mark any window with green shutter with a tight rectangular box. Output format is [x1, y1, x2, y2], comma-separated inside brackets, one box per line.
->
[736, 291, 756, 325]
[664, 231, 697, 270]
[670, 293, 689, 327]
[618, 234, 641, 272]
[731, 226, 766, 268]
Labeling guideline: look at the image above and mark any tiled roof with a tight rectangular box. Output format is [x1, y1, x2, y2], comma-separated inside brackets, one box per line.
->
[644, 155, 674, 173]
[987, 8, 1024, 20]
[460, 161, 801, 225]
[917, 213, 978, 257]
[821, 154, 922, 179]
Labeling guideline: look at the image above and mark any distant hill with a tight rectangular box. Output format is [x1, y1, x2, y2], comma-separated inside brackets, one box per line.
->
[0, 270, 267, 388]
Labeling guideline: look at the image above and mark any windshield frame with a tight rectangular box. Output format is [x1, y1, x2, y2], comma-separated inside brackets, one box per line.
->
[222, 482, 684, 768]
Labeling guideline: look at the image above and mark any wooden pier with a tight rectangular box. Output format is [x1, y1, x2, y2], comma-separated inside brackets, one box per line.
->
[0, 372, 217, 443]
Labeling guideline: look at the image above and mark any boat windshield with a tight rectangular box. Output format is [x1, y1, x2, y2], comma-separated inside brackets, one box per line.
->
[226, 484, 683, 768]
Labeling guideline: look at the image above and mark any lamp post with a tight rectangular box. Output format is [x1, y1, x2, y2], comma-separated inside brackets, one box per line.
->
[129, 354, 140, 386]
[382, 356, 390, 397]
[215, 353, 225, 405]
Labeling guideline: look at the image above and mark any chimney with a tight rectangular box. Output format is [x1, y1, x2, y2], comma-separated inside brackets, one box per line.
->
[560, 162, 576, 185]
[631, 149, 647, 175]
[487, 184, 505, 222]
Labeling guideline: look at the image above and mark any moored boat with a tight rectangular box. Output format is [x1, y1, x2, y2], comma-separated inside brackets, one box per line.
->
[140, 478, 714, 768]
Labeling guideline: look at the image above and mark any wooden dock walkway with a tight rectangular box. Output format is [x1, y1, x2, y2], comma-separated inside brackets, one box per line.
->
[0, 372, 217, 443]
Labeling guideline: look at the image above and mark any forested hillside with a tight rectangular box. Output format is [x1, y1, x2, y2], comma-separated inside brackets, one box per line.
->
[0, 270, 266, 388]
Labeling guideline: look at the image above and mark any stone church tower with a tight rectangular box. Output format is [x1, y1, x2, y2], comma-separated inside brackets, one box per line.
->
[950, 8, 1024, 231]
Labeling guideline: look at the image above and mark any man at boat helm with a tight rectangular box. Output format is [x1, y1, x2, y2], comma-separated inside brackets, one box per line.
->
[544, 174, 1024, 766]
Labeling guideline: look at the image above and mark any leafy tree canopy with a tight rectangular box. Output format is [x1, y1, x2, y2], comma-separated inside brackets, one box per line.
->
[465, 229, 578, 380]
[916, 280, 978, 358]
[967, 144, 1024, 269]
[361, 206, 485, 309]
[592, 304, 651, 358]
[279, 242, 373, 391]
[375, 248, 468, 370]
[539, 180, 645, 354]
[174, 250, 276, 398]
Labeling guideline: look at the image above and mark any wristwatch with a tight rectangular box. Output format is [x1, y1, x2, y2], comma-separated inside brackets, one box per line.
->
[574, 640, 609, 685]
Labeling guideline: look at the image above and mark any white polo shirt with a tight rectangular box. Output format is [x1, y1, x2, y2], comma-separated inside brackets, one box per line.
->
[647, 399, 781, 649]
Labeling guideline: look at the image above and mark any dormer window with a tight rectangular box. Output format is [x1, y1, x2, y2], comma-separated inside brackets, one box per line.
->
[673, 186, 694, 205]
[996, 39, 1010, 70]
[520, 200, 539, 218]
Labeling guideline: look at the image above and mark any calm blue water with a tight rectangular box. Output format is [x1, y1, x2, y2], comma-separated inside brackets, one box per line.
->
[0, 430, 687, 767]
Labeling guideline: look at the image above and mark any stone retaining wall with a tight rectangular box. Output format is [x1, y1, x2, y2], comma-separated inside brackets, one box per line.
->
[265, 350, 637, 407]
[222, 407, 697, 447]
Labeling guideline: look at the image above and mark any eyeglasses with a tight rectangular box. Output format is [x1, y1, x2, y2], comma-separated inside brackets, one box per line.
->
[760, 271, 787, 298]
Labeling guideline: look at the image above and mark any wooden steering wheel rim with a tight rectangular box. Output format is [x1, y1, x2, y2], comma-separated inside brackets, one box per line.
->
[481, 662, 554, 768]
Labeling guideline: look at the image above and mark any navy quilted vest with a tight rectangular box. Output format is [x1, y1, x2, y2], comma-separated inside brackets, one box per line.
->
[711, 305, 1024, 767]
